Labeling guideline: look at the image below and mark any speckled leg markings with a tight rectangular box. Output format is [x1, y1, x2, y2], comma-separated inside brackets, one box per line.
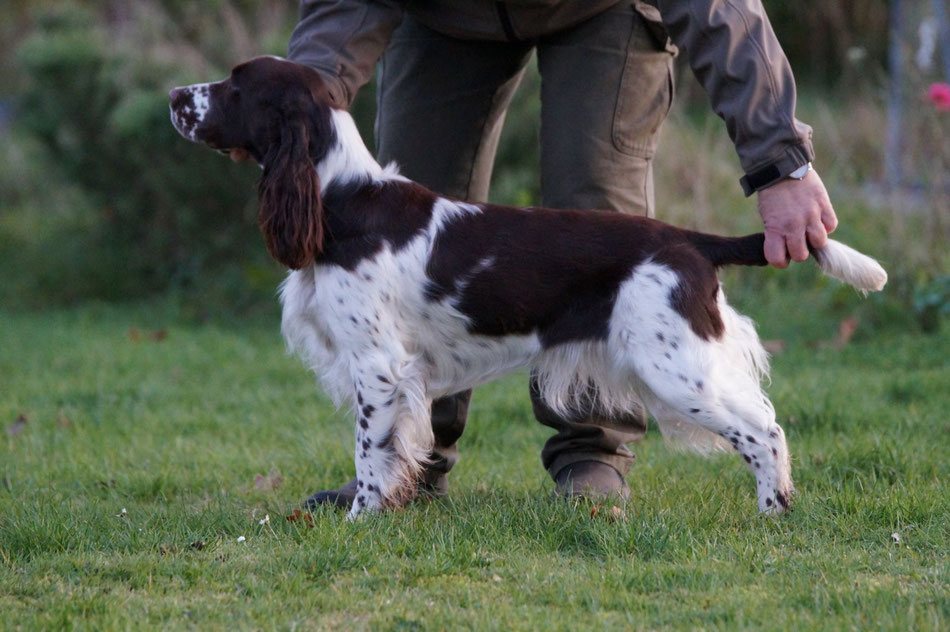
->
[720, 423, 793, 513]
[646, 385, 794, 514]
[347, 362, 431, 520]
[612, 264, 793, 514]
[349, 372, 397, 519]
[636, 358, 793, 514]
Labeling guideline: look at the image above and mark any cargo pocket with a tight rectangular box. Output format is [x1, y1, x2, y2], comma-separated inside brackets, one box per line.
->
[612, 1, 676, 158]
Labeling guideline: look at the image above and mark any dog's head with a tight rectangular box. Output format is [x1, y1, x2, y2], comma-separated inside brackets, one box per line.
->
[169, 56, 337, 269]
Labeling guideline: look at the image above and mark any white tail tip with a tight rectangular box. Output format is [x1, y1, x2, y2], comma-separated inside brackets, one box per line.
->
[813, 240, 888, 293]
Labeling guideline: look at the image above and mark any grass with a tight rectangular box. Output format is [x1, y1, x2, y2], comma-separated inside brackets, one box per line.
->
[1, 293, 948, 631]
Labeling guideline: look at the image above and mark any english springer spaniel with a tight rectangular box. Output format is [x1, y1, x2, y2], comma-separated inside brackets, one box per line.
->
[169, 57, 887, 519]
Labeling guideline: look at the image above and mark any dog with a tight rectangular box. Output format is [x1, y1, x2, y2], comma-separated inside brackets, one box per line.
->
[169, 56, 887, 519]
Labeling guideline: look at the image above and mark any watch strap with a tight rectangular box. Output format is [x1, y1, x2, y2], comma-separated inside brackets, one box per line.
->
[738, 144, 815, 197]
[739, 164, 783, 196]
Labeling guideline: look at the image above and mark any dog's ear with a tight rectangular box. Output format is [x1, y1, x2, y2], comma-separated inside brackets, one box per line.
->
[257, 115, 323, 270]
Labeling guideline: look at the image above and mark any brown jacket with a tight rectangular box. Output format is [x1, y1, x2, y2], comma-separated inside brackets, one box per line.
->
[287, 0, 814, 188]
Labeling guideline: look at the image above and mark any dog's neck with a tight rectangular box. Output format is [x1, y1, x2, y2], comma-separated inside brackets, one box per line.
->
[316, 108, 385, 192]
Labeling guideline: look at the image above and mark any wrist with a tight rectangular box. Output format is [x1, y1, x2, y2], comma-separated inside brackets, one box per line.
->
[739, 145, 815, 196]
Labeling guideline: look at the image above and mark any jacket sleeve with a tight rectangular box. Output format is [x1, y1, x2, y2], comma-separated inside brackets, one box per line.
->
[287, 0, 406, 108]
[654, 0, 814, 191]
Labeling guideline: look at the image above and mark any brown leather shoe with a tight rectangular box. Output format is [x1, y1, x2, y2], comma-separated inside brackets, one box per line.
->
[555, 461, 630, 500]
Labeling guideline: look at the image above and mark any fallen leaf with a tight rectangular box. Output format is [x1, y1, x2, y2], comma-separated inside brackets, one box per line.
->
[8, 413, 29, 434]
[590, 503, 627, 523]
[818, 317, 859, 350]
[832, 317, 859, 348]
[128, 328, 168, 343]
[253, 467, 283, 492]
[762, 339, 787, 354]
[6, 414, 28, 437]
[286, 509, 315, 527]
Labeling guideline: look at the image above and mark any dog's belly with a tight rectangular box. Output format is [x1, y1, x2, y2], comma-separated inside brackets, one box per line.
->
[415, 318, 542, 398]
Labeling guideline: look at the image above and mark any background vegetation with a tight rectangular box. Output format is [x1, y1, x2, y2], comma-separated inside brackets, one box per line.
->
[0, 0, 947, 325]
[0, 1, 948, 630]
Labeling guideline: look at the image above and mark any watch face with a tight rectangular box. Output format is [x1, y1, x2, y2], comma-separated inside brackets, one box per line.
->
[789, 163, 811, 180]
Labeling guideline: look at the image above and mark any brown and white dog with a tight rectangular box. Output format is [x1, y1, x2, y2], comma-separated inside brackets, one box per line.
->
[169, 56, 887, 519]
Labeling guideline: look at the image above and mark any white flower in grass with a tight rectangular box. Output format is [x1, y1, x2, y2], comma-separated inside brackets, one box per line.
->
[259, 514, 270, 526]
[116, 508, 127, 518]
[891, 532, 901, 544]
[237, 536, 246, 543]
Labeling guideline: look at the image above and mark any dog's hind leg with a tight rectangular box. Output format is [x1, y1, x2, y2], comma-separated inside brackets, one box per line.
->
[347, 353, 433, 519]
[610, 271, 793, 513]
[634, 364, 793, 514]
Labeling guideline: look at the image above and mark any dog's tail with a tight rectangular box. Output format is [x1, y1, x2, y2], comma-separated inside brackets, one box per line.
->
[689, 232, 888, 293]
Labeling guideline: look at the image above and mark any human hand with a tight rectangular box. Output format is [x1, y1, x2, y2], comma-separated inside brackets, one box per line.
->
[756, 169, 838, 268]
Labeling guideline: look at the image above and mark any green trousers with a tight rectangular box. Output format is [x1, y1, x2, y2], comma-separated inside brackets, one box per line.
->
[375, 3, 676, 483]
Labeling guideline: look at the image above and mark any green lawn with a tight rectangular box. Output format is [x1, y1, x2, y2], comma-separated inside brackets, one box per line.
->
[1, 300, 947, 631]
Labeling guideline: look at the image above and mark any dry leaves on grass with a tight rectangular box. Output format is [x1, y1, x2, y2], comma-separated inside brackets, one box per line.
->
[6, 414, 28, 437]
[254, 467, 283, 492]
[286, 509, 315, 527]
[590, 504, 628, 522]
[127, 327, 168, 342]
[766, 318, 860, 355]
[819, 317, 859, 350]
[762, 339, 787, 354]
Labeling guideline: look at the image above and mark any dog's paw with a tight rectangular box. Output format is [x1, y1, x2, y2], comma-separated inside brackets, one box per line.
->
[346, 492, 383, 520]
[759, 487, 793, 515]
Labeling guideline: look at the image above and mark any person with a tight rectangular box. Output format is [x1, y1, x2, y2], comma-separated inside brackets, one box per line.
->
[231, 0, 838, 507]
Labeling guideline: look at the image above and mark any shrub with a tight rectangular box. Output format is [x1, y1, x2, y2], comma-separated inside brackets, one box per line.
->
[10, 1, 295, 308]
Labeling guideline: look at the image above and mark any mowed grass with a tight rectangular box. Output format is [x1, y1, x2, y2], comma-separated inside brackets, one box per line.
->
[1, 295, 948, 631]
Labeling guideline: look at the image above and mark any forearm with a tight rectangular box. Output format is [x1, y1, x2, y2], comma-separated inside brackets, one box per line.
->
[655, 0, 813, 184]
[288, 0, 405, 107]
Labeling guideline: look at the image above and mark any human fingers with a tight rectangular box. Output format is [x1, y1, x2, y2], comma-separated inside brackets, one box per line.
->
[786, 228, 810, 262]
[805, 220, 829, 251]
[764, 231, 790, 268]
[820, 202, 838, 235]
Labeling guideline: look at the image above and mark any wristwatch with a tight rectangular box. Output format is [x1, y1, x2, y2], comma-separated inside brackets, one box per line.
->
[787, 162, 812, 180]
[740, 161, 812, 196]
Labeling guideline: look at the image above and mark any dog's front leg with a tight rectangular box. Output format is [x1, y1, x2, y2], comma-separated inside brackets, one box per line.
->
[347, 358, 432, 519]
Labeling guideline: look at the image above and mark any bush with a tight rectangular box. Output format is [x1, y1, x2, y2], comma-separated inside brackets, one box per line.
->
[9, 1, 296, 310]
